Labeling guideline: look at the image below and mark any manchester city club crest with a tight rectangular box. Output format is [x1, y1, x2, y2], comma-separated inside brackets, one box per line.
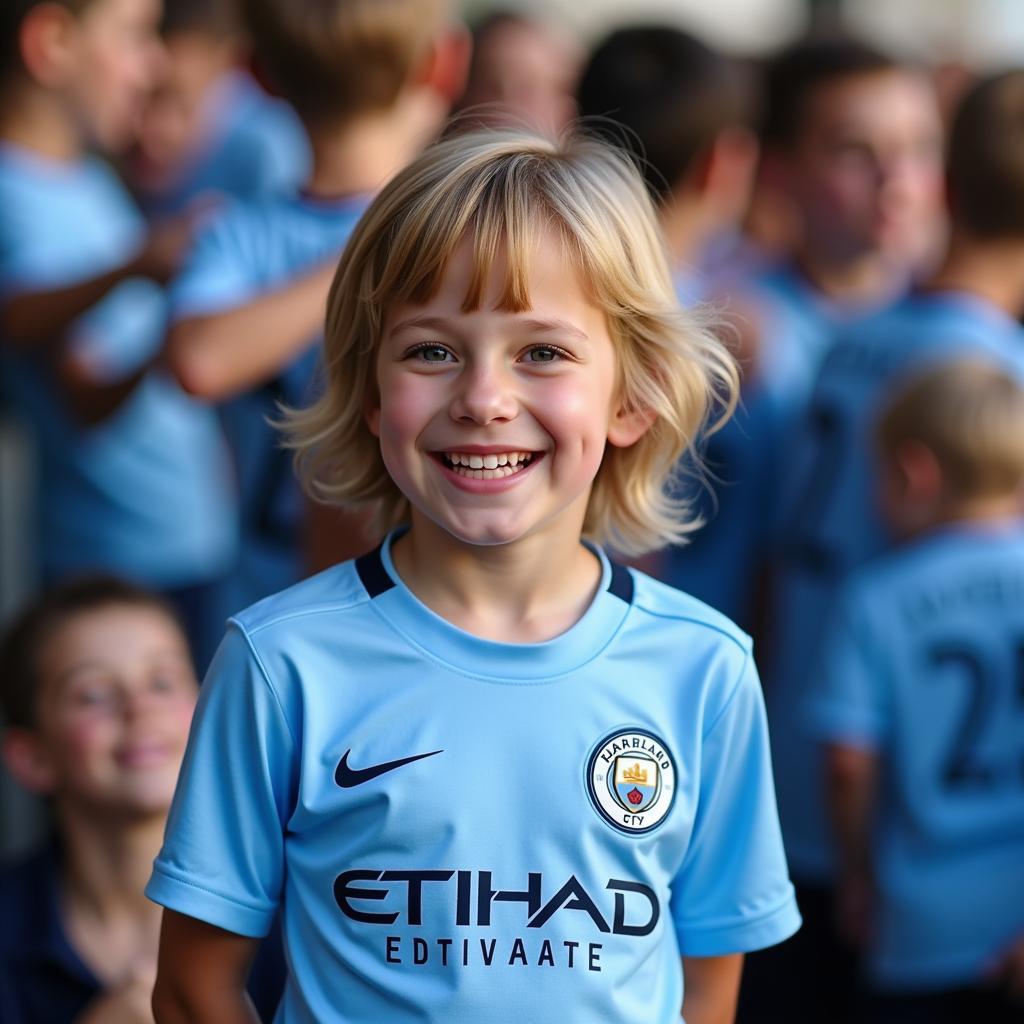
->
[586, 728, 677, 835]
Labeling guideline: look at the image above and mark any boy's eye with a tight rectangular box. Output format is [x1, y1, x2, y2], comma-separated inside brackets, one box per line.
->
[408, 343, 454, 363]
[523, 345, 565, 363]
[68, 685, 117, 710]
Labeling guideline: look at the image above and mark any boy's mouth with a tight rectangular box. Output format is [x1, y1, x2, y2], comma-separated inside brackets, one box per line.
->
[436, 450, 538, 480]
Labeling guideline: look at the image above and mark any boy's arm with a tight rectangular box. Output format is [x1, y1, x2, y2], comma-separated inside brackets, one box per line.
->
[825, 743, 880, 947]
[680, 954, 743, 1024]
[151, 911, 262, 1024]
[1, 217, 191, 353]
[55, 349, 156, 427]
[167, 262, 335, 401]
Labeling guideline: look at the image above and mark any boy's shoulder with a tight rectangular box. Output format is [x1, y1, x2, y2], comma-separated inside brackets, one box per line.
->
[0, 146, 128, 219]
[842, 525, 1024, 615]
[230, 551, 753, 666]
[823, 291, 1024, 386]
[231, 557, 371, 639]
[628, 563, 752, 657]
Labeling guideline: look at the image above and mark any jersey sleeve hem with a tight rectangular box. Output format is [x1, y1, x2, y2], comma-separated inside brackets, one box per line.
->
[145, 865, 276, 938]
[675, 893, 802, 956]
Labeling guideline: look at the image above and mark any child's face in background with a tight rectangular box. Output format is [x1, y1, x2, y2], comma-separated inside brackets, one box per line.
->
[30, 604, 197, 819]
[63, 0, 164, 152]
[460, 21, 579, 134]
[370, 231, 642, 550]
[785, 69, 944, 267]
[128, 30, 235, 187]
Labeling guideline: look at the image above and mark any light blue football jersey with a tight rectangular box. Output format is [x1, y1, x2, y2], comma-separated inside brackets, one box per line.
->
[148, 535, 800, 1024]
[765, 290, 1024, 881]
[170, 191, 370, 609]
[136, 71, 310, 218]
[746, 261, 888, 420]
[808, 524, 1024, 990]
[0, 143, 236, 585]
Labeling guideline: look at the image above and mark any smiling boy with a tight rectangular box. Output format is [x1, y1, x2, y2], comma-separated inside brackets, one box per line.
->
[148, 129, 799, 1024]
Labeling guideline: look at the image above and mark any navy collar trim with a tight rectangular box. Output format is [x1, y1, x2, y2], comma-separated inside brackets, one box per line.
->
[357, 540, 634, 606]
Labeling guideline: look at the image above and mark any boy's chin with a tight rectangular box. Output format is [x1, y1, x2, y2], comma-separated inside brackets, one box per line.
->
[427, 510, 537, 549]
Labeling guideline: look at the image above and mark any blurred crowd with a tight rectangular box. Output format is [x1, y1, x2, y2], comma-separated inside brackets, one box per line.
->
[0, 0, 1022, 1021]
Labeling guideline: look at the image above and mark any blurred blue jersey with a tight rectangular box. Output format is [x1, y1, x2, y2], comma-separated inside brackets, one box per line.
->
[657, 259, 876, 626]
[0, 143, 235, 586]
[809, 524, 1024, 990]
[136, 71, 310, 218]
[766, 290, 1024, 881]
[171, 190, 370, 610]
[148, 535, 799, 1023]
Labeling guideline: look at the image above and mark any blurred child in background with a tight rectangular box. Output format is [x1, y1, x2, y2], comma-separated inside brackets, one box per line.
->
[751, 68, 1024, 1023]
[124, 0, 309, 218]
[745, 37, 944, 411]
[455, 9, 578, 133]
[577, 25, 770, 628]
[811, 359, 1024, 1024]
[0, 0, 236, 670]
[165, 0, 469, 612]
[0, 577, 283, 1022]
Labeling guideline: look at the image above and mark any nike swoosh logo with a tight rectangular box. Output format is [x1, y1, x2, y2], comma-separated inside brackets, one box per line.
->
[335, 748, 444, 788]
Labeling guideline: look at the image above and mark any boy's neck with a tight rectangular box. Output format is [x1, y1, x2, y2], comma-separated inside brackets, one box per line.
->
[927, 230, 1024, 320]
[57, 801, 168, 919]
[0, 83, 83, 162]
[390, 510, 604, 644]
[903, 494, 1023, 541]
[302, 92, 443, 200]
[792, 242, 897, 306]
[659, 191, 715, 268]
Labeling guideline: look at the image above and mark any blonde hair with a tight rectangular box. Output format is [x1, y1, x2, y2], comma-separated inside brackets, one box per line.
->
[285, 129, 738, 556]
[878, 357, 1024, 500]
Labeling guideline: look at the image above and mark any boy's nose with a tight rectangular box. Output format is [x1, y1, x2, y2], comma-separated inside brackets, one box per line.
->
[449, 365, 518, 424]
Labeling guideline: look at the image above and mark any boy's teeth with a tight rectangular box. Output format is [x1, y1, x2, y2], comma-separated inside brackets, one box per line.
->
[444, 451, 534, 478]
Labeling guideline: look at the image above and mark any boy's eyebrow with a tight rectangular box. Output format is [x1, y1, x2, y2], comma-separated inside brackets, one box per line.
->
[390, 314, 590, 342]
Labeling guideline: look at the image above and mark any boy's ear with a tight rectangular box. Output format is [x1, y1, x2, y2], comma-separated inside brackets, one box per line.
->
[2, 729, 57, 796]
[415, 24, 472, 107]
[607, 400, 656, 449]
[19, 2, 78, 89]
[894, 438, 943, 502]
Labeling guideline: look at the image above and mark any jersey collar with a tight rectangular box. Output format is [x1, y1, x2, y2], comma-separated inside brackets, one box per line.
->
[354, 532, 634, 681]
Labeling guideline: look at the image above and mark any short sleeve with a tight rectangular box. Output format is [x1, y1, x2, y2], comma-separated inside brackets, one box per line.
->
[670, 654, 801, 955]
[67, 277, 168, 380]
[806, 583, 888, 750]
[146, 624, 297, 937]
[169, 205, 261, 321]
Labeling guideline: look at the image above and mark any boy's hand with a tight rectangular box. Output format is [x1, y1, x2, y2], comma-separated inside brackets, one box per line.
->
[75, 959, 158, 1023]
[133, 215, 196, 284]
[991, 936, 1024, 1003]
[835, 868, 873, 949]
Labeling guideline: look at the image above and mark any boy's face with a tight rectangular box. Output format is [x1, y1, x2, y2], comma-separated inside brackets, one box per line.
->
[784, 69, 943, 266]
[128, 31, 235, 186]
[461, 22, 578, 133]
[26, 603, 197, 819]
[369, 230, 646, 549]
[64, 0, 164, 152]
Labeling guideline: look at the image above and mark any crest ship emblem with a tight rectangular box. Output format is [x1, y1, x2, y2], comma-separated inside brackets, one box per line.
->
[586, 728, 677, 835]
